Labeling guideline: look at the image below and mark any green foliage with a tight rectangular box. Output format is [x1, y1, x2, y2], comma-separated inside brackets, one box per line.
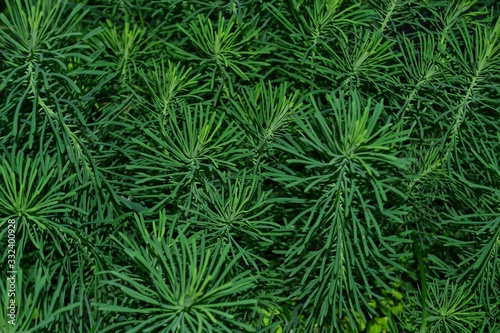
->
[96, 212, 258, 333]
[0, 0, 499, 332]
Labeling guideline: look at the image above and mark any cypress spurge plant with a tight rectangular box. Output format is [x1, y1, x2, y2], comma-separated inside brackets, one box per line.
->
[1, 0, 499, 332]
[185, 170, 279, 270]
[168, 10, 273, 96]
[264, 89, 413, 332]
[96, 212, 258, 333]
[0, 147, 87, 258]
[123, 101, 245, 213]
[0, 261, 80, 333]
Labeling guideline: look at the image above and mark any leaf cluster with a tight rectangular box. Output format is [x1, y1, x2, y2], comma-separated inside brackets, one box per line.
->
[0, 0, 499, 332]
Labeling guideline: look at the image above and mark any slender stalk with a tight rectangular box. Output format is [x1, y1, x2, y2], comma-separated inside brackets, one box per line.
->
[135, 0, 145, 28]
[411, 231, 428, 333]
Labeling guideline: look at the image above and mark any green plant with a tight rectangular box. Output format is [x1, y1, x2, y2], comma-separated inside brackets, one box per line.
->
[1, 0, 499, 332]
[96, 212, 258, 333]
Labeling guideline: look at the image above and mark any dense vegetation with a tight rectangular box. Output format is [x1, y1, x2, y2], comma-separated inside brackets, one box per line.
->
[1, 0, 499, 332]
